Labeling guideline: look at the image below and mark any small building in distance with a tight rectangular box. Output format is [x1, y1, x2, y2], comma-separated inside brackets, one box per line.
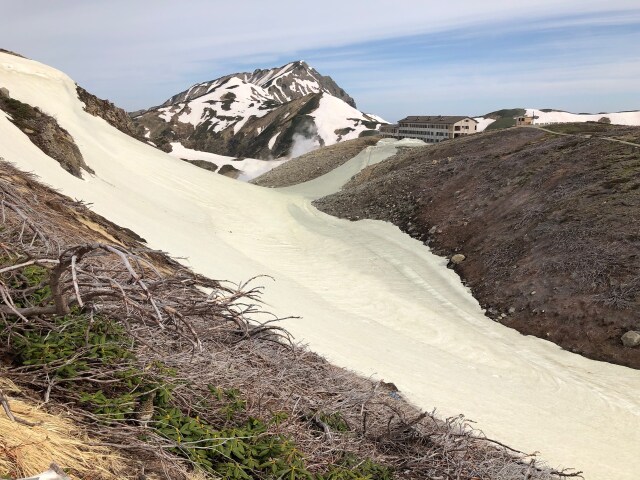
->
[516, 115, 534, 126]
[380, 116, 478, 143]
[379, 123, 399, 137]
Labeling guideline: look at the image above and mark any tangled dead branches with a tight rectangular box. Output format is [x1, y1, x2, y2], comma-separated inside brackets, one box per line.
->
[0, 242, 290, 351]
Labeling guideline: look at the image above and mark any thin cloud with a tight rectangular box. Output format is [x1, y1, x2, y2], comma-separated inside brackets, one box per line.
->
[1, 1, 638, 116]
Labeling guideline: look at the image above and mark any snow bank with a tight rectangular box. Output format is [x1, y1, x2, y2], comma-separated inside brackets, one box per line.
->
[527, 108, 640, 126]
[169, 142, 287, 181]
[474, 117, 496, 132]
[311, 94, 378, 145]
[1, 52, 640, 480]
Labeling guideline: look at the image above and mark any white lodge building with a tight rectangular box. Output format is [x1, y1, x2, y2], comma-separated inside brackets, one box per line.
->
[380, 116, 478, 143]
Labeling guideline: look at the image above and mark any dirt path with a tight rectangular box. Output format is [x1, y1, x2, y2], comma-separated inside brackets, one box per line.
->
[529, 125, 640, 147]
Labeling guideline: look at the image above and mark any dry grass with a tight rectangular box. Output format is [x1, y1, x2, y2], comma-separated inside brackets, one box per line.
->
[0, 379, 127, 479]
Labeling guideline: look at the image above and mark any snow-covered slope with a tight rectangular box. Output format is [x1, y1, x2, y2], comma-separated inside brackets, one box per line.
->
[169, 142, 286, 181]
[474, 108, 640, 132]
[527, 108, 640, 125]
[133, 61, 386, 162]
[473, 117, 496, 132]
[160, 60, 356, 108]
[2, 52, 640, 480]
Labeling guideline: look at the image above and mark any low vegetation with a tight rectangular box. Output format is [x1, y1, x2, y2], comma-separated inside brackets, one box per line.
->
[484, 108, 526, 130]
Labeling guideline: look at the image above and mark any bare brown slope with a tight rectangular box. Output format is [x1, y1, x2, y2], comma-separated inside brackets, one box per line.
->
[251, 135, 381, 187]
[315, 126, 640, 369]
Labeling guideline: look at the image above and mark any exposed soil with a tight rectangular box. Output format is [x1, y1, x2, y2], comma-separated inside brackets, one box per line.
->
[251, 136, 381, 187]
[314, 126, 640, 369]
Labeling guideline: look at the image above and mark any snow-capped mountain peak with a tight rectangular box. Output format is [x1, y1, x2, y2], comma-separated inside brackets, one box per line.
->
[134, 61, 382, 162]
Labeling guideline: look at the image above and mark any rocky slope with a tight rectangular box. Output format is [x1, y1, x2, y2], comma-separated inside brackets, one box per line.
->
[251, 136, 381, 187]
[133, 61, 385, 160]
[76, 85, 144, 139]
[0, 88, 91, 178]
[315, 125, 640, 369]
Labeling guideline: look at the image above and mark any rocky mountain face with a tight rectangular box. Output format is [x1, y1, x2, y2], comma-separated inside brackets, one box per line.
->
[77, 85, 144, 140]
[132, 61, 385, 159]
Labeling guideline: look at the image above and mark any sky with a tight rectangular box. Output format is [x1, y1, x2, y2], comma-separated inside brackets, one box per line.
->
[1, 1, 639, 122]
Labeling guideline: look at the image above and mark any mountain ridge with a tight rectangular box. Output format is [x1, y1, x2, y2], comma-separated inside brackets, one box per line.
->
[158, 60, 357, 109]
[132, 60, 385, 161]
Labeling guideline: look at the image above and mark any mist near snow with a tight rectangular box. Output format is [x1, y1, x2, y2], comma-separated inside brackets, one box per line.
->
[288, 120, 321, 158]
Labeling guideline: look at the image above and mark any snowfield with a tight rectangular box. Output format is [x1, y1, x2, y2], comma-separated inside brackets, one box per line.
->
[527, 108, 640, 125]
[311, 94, 384, 145]
[474, 117, 496, 132]
[474, 109, 640, 132]
[169, 142, 287, 181]
[1, 52, 640, 480]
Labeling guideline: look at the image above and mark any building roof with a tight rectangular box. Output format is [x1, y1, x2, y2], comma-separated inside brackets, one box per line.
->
[398, 115, 477, 124]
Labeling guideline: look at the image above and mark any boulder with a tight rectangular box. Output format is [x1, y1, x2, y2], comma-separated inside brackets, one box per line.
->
[451, 254, 466, 265]
[0, 87, 9, 98]
[621, 331, 640, 347]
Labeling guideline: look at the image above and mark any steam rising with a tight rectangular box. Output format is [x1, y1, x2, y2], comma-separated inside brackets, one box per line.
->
[288, 119, 321, 158]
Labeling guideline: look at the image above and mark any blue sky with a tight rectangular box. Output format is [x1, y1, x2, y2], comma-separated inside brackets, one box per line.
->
[1, 1, 639, 121]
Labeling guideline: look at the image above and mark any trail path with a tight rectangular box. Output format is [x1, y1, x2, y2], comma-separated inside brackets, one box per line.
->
[529, 125, 640, 147]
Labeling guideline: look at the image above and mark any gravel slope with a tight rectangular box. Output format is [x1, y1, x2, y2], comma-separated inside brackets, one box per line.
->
[250, 136, 380, 187]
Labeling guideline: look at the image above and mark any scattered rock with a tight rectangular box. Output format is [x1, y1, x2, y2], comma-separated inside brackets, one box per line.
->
[621, 331, 640, 347]
[218, 164, 241, 179]
[23, 128, 35, 134]
[530, 291, 536, 295]
[429, 225, 437, 234]
[508, 307, 516, 314]
[0, 87, 9, 98]
[182, 158, 218, 173]
[451, 254, 466, 264]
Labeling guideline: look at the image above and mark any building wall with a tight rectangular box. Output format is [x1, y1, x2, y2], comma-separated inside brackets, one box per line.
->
[452, 118, 477, 138]
[516, 116, 533, 126]
[392, 118, 477, 143]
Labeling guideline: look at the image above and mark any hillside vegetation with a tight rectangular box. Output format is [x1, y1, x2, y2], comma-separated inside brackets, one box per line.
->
[315, 125, 640, 368]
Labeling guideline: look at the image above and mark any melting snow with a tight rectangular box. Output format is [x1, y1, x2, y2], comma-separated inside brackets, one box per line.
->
[527, 108, 640, 126]
[311, 94, 378, 145]
[474, 117, 496, 132]
[268, 132, 280, 150]
[169, 142, 286, 181]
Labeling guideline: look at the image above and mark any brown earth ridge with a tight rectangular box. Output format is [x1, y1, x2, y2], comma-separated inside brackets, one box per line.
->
[314, 125, 640, 369]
